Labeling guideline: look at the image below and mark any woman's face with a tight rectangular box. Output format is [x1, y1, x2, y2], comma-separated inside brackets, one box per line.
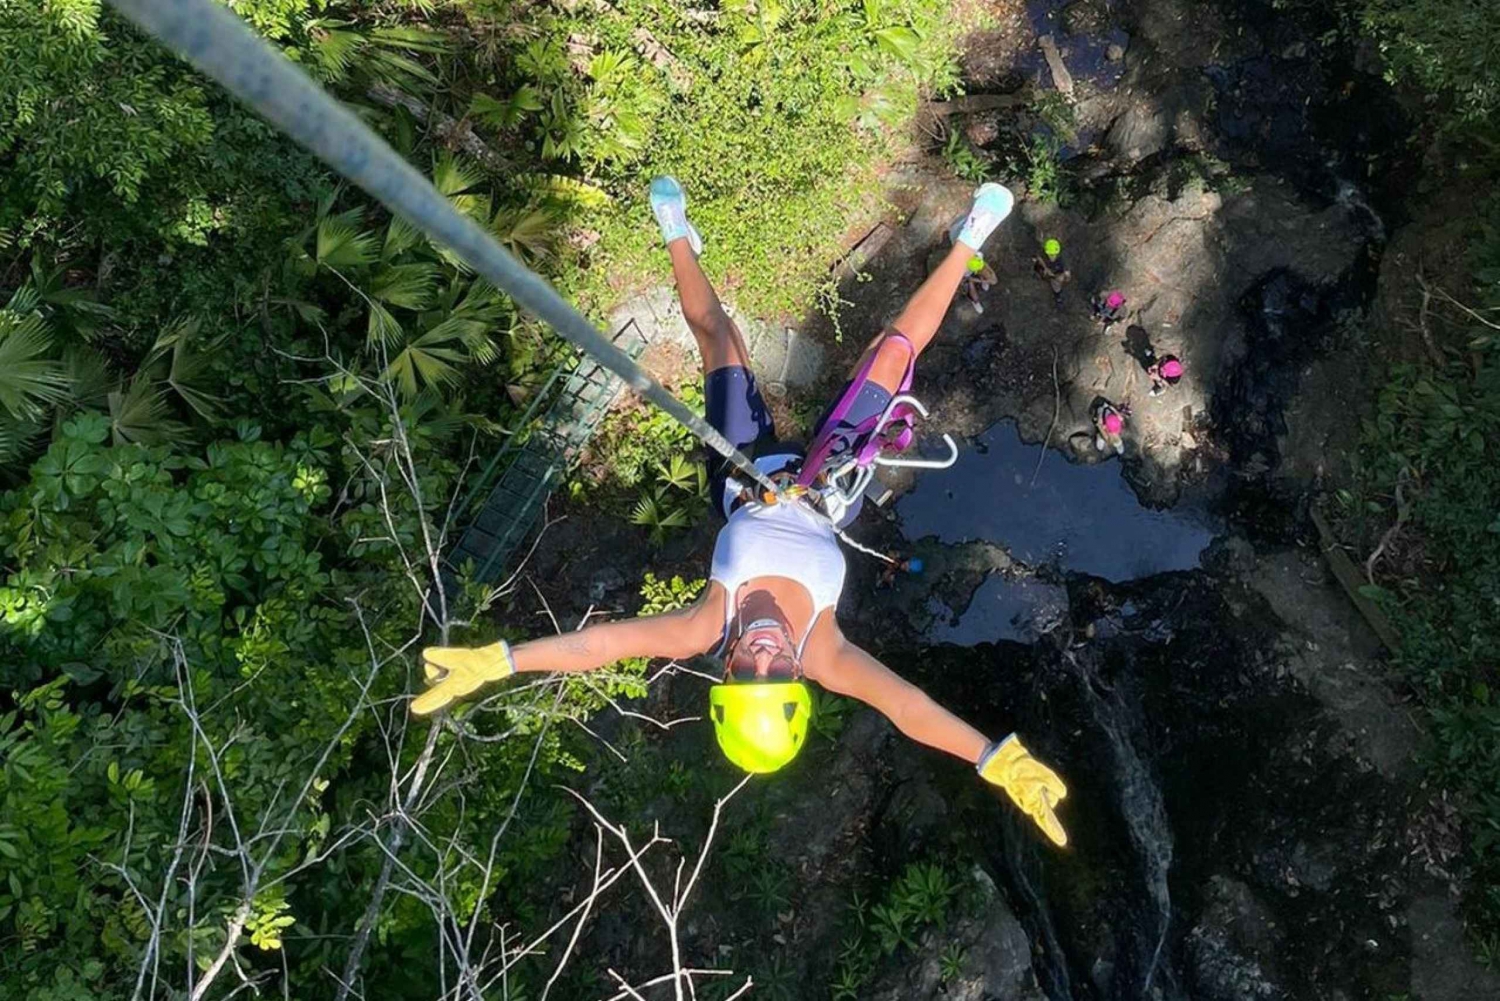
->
[725, 616, 799, 681]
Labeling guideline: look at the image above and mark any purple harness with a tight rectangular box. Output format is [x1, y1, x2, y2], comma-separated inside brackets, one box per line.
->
[796, 333, 918, 489]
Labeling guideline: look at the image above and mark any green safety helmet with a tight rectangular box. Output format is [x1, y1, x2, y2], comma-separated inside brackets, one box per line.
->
[966, 254, 986, 273]
[708, 681, 813, 774]
[1044, 238, 1062, 258]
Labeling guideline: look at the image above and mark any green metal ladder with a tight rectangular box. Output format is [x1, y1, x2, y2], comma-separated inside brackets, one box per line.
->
[448, 319, 648, 583]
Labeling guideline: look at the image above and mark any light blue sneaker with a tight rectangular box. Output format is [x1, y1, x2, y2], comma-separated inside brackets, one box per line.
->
[955, 182, 1015, 252]
[649, 176, 703, 255]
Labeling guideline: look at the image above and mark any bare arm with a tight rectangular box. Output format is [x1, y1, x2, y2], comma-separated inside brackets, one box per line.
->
[802, 620, 989, 764]
[511, 583, 725, 674]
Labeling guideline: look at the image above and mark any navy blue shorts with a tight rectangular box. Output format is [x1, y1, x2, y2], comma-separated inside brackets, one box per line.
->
[704, 365, 891, 526]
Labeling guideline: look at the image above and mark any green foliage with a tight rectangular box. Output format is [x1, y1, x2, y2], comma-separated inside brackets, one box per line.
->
[0, 1, 349, 247]
[631, 455, 709, 543]
[810, 688, 856, 742]
[592, 380, 705, 493]
[1359, 0, 1500, 125]
[753, 952, 798, 1001]
[829, 860, 963, 996]
[1012, 134, 1070, 206]
[1337, 318, 1500, 939]
[637, 572, 707, 615]
[939, 941, 967, 982]
[942, 130, 991, 183]
[1030, 90, 1078, 144]
[522, 0, 967, 316]
[0, 0, 979, 993]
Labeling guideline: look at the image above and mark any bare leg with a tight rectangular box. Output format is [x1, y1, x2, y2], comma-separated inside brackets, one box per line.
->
[669, 240, 753, 375]
[862, 241, 975, 391]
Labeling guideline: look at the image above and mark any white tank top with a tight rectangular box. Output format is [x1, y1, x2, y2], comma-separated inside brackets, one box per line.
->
[709, 496, 846, 653]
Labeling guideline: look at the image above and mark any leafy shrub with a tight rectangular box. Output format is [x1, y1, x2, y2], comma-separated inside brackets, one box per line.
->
[1359, 0, 1500, 124]
[829, 859, 963, 994]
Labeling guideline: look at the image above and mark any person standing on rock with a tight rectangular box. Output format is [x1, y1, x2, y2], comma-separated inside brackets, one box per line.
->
[1093, 398, 1128, 455]
[410, 179, 1071, 847]
[1122, 324, 1182, 396]
[1147, 355, 1183, 397]
[1092, 289, 1127, 332]
[959, 252, 999, 314]
[1032, 238, 1071, 308]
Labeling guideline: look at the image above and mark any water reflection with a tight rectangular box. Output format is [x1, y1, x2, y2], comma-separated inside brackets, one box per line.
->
[898, 422, 1218, 582]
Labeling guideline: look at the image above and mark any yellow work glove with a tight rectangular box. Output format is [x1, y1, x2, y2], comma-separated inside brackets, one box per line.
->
[977, 734, 1069, 847]
[411, 640, 516, 716]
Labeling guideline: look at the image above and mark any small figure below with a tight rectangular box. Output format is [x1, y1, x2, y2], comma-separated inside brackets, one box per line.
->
[1147, 355, 1184, 397]
[1091, 398, 1128, 455]
[1121, 323, 1182, 396]
[1032, 239, 1071, 308]
[1091, 289, 1127, 333]
[959, 253, 999, 314]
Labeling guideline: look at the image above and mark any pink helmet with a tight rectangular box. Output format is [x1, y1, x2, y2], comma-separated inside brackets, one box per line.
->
[1160, 358, 1184, 379]
[1102, 411, 1124, 434]
[1105, 291, 1126, 310]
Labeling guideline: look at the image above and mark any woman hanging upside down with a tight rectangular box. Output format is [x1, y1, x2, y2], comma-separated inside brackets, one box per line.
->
[412, 180, 1069, 847]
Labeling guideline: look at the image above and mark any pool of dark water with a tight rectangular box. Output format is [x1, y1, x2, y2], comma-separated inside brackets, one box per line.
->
[928, 574, 1070, 645]
[898, 422, 1219, 582]
[1017, 0, 1131, 95]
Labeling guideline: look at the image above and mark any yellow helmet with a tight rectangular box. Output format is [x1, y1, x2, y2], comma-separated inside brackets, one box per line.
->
[708, 681, 813, 774]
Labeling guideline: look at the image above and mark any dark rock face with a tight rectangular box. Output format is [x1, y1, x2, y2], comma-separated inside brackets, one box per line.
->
[882, 568, 1407, 1001]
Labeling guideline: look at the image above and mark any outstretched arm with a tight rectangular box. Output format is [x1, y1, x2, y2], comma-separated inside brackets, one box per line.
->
[802, 625, 988, 764]
[412, 584, 726, 715]
[511, 590, 723, 674]
[803, 622, 1069, 846]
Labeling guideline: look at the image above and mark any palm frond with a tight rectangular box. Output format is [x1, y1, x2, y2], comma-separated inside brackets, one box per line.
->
[5, 285, 40, 314]
[29, 251, 116, 337]
[588, 49, 635, 84]
[316, 208, 379, 268]
[491, 203, 559, 263]
[380, 336, 467, 400]
[61, 347, 113, 411]
[305, 20, 366, 81]
[371, 262, 440, 310]
[402, 390, 470, 440]
[631, 493, 664, 527]
[108, 377, 188, 446]
[432, 153, 483, 198]
[0, 415, 47, 466]
[368, 26, 448, 53]
[140, 318, 225, 421]
[367, 301, 406, 349]
[422, 314, 497, 361]
[470, 86, 544, 130]
[382, 214, 422, 261]
[362, 47, 439, 88]
[0, 311, 70, 419]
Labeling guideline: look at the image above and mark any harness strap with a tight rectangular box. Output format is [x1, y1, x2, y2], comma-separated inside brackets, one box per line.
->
[795, 331, 916, 488]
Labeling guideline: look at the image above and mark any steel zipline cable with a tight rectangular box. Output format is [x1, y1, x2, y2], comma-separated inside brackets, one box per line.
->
[106, 0, 783, 499]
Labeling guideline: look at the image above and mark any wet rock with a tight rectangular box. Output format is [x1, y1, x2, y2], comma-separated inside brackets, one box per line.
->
[1106, 42, 1125, 62]
[1102, 77, 1213, 165]
[1187, 891, 1283, 999]
[1203, 534, 1257, 575]
[589, 566, 626, 600]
